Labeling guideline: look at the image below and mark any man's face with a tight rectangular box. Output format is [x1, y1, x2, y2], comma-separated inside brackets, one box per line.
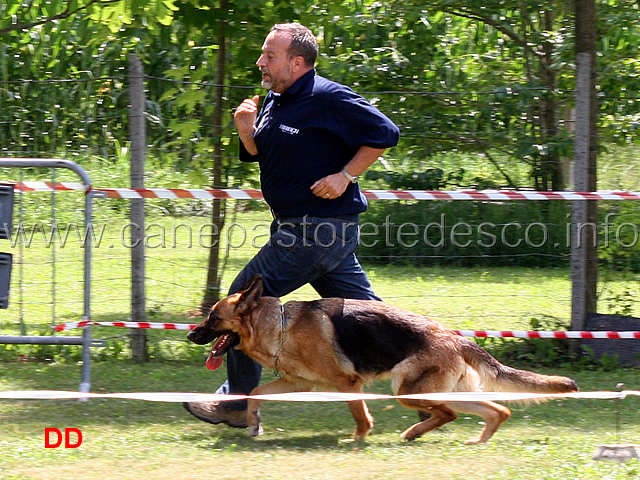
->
[256, 31, 297, 93]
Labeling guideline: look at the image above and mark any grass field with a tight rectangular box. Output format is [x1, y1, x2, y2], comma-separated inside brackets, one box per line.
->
[1, 147, 640, 478]
[1, 362, 639, 480]
[2, 143, 640, 332]
[1, 207, 639, 480]
[2, 208, 639, 330]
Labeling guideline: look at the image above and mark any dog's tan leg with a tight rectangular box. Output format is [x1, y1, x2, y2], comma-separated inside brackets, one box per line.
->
[446, 401, 511, 444]
[333, 378, 374, 441]
[397, 402, 458, 441]
[345, 399, 374, 441]
[393, 368, 462, 441]
[247, 378, 312, 437]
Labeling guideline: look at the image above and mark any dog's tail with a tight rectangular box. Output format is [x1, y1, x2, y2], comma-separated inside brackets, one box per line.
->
[460, 338, 578, 394]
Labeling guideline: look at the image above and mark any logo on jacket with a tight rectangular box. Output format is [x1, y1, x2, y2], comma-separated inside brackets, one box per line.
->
[279, 124, 300, 135]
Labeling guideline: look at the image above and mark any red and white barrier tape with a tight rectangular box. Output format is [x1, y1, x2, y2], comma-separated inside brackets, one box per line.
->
[456, 330, 640, 339]
[12, 181, 87, 192]
[1, 389, 638, 403]
[52, 320, 640, 339]
[11, 182, 640, 201]
[53, 321, 194, 332]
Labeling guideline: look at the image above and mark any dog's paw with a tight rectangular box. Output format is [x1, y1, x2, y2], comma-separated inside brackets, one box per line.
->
[463, 437, 484, 445]
[400, 427, 421, 442]
[248, 424, 264, 437]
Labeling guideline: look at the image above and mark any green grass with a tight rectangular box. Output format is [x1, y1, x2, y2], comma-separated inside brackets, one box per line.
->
[599, 144, 640, 191]
[1, 147, 640, 478]
[2, 209, 639, 365]
[2, 208, 639, 328]
[2, 143, 640, 332]
[0, 362, 639, 479]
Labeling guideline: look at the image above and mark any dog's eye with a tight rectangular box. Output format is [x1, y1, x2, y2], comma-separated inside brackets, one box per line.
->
[207, 311, 219, 324]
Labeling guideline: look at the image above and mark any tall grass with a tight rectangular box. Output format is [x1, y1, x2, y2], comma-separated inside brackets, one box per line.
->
[0, 362, 638, 480]
[1, 146, 639, 363]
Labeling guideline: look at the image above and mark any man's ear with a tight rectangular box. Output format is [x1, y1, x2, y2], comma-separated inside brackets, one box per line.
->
[235, 274, 264, 316]
[290, 55, 305, 73]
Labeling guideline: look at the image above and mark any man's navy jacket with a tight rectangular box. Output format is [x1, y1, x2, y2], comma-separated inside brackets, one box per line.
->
[240, 69, 400, 218]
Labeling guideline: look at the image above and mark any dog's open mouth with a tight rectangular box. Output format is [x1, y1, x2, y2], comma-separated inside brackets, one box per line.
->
[205, 333, 238, 370]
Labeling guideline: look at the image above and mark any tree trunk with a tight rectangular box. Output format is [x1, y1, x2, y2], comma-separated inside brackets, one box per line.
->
[539, 6, 563, 191]
[571, 0, 598, 348]
[201, 0, 229, 312]
[129, 54, 148, 362]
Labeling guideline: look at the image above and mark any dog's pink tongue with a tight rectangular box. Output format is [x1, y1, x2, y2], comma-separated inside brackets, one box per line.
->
[206, 350, 223, 370]
[205, 333, 231, 370]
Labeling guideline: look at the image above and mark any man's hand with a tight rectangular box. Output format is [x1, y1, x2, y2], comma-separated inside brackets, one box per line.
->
[310, 173, 350, 200]
[311, 146, 386, 200]
[234, 95, 260, 155]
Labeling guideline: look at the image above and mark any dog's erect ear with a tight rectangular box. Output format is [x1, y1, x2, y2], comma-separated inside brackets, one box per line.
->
[235, 274, 263, 316]
[241, 273, 263, 292]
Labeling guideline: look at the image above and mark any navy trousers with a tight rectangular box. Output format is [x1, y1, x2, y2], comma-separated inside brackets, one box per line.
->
[215, 215, 380, 410]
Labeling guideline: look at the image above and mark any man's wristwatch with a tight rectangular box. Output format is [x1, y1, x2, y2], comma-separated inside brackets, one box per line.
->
[341, 168, 359, 184]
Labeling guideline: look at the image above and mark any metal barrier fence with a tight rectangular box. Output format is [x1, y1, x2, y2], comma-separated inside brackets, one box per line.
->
[0, 158, 104, 392]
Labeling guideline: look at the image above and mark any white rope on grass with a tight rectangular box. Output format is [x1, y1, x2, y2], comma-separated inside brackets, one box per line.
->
[0, 389, 638, 403]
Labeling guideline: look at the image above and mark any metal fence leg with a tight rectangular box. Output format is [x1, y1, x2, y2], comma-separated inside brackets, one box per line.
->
[79, 326, 92, 400]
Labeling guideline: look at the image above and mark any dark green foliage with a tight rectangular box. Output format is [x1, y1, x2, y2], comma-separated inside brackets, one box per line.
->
[599, 202, 640, 272]
[359, 200, 571, 267]
[2, 0, 640, 190]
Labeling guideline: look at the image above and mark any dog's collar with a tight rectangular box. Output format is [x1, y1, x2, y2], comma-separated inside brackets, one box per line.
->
[274, 304, 287, 378]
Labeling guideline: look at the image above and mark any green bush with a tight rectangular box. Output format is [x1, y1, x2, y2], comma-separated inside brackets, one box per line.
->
[358, 200, 571, 267]
[599, 202, 640, 271]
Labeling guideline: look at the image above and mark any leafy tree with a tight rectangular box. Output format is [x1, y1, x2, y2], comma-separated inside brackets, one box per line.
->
[2, 0, 640, 312]
[313, 1, 576, 190]
[1, 0, 117, 35]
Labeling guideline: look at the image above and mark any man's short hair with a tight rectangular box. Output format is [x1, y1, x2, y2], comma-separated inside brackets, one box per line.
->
[270, 23, 318, 67]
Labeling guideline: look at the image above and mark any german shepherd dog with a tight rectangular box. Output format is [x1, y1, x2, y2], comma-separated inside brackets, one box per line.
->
[187, 274, 578, 443]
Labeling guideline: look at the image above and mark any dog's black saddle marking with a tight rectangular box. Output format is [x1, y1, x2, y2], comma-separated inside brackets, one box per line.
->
[330, 309, 426, 374]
